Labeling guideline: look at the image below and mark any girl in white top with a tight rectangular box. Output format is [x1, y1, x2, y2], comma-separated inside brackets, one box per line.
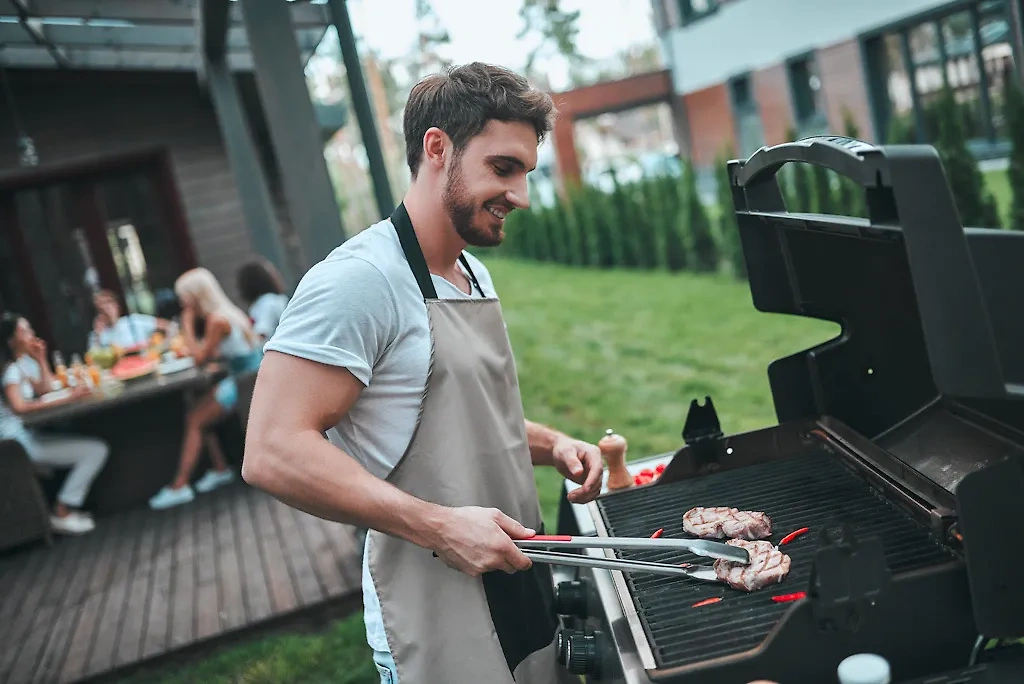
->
[236, 258, 290, 341]
[148, 268, 263, 511]
[1, 312, 108, 535]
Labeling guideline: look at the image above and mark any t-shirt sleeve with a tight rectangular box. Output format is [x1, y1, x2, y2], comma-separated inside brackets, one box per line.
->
[2, 363, 21, 387]
[263, 257, 397, 386]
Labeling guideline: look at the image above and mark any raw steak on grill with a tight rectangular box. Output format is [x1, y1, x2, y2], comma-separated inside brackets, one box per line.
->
[682, 506, 772, 540]
[713, 539, 792, 592]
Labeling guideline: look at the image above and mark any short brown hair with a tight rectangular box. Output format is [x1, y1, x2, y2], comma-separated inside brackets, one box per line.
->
[403, 62, 556, 178]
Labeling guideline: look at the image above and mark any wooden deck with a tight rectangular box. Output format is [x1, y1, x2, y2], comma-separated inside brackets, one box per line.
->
[0, 481, 363, 684]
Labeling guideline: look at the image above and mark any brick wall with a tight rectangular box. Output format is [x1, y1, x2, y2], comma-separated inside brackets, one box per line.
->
[681, 83, 735, 166]
[817, 39, 876, 142]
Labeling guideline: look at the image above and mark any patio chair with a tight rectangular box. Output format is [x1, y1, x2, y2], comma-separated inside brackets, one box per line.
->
[0, 439, 53, 552]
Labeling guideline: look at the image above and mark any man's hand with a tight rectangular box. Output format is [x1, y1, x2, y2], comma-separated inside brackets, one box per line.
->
[551, 436, 604, 504]
[431, 506, 536, 577]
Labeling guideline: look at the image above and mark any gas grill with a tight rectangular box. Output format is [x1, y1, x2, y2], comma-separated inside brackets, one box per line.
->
[551, 137, 1024, 683]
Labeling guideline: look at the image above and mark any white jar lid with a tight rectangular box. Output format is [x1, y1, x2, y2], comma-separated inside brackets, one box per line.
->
[837, 653, 891, 684]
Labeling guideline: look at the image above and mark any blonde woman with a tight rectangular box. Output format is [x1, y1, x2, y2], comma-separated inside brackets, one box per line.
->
[148, 267, 263, 510]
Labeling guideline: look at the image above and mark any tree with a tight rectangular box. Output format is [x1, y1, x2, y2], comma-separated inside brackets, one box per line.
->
[836, 110, 868, 218]
[932, 87, 1001, 228]
[411, 0, 452, 81]
[715, 148, 746, 278]
[517, 0, 588, 86]
[1004, 72, 1024, 231]
[683, 161, 718, 272]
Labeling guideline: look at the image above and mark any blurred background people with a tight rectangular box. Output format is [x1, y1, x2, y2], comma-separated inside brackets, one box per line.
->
[148, 267, 263, 510]
[237, 258, 290, 342]
[89, 289, 170, 350]
[1, 311, 108, 535]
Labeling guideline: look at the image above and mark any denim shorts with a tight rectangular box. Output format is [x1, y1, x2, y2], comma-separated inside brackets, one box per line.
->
[213, 376, 238, 411]
[373, 648, 398, 684]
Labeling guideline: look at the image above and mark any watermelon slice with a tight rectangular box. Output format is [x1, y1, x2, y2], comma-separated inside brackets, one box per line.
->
[111, 356, 156, 381]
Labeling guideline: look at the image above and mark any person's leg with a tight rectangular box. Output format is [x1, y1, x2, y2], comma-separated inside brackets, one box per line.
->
[171, 390, 227, 489]
[30, 434, 108, 533]
[192, 377, 239, 494]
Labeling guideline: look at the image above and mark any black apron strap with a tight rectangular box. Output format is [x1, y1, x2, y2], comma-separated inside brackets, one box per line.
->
[459, 254, 486, 297]
[391, 202, 438, 300]
[392, 201, 486, 299]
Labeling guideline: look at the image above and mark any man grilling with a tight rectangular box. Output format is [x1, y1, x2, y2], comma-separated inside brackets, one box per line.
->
[242, 62, 604, 684]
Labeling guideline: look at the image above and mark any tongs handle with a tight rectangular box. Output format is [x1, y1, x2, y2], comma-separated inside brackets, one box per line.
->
[515, 535, 750, 565]
[522, 550, 719, 582]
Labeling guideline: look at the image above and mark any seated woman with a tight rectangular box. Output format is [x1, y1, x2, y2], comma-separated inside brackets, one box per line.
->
[148, 267, 263, 510]
[237, 258, 290, 342]
[1, 312, 108, 535]
[89, 289, 170, 350]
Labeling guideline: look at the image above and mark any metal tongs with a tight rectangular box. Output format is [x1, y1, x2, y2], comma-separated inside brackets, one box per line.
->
[514, 534, 749, 581]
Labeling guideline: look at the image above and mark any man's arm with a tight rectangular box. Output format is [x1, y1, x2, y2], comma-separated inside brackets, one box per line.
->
[242, 350, 537, 577]
[526, 419, 604, 503]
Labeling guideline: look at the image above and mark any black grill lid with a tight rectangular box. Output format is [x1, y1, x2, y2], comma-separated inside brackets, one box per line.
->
[726, 137, 1024, 447]
[727, 137, 1024, 637]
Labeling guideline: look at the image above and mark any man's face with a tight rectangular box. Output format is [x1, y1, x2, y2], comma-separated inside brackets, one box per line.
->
[441, 120, 536, 247]
[94, 294, 120, 322]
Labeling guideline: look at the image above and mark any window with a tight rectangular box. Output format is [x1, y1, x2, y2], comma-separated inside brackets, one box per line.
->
[677, 0, 717, 26]
[787, 55, 828, 135]
[865, 0, 1015, 151]
[729, 74, 764, 156]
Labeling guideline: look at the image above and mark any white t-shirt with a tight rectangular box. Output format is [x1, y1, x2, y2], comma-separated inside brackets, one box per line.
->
[264, 216, 496, 654]
[248, 293, 290, 340]
[89, 313, 158, 349]
[2, 355, 42, 400]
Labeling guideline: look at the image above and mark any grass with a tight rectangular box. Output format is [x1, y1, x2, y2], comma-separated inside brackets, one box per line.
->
[114, 259, 837, 683]
[984, 168, 1011, 228]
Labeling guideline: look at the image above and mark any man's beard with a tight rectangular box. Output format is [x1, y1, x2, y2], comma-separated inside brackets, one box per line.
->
[442, 157, 503, 247]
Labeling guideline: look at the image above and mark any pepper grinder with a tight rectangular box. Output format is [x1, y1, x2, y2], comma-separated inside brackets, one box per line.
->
[599, 429, 633, 490]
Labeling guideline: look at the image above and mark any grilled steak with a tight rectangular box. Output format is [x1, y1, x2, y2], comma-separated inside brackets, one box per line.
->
[682, 506, 772, 540]
[713, 539, 792, 592]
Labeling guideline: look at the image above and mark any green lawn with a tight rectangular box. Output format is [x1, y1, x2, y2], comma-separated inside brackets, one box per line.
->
[984, 168, 1011, 228]
[116, 259, 837, 683]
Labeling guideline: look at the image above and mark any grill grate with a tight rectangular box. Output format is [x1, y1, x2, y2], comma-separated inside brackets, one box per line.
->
[595, 450, 958, 670]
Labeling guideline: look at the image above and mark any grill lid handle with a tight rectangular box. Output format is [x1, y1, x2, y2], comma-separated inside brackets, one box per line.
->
[730, 135, 886, 190]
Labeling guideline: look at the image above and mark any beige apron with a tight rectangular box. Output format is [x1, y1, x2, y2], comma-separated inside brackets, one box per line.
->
[367, 203, 572, 684]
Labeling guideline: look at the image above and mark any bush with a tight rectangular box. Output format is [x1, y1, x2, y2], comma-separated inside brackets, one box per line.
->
[494, 162, 732, 274]
[931, 87, 1001, 228]
[683, 161, 719, 272]
[1004, 75, 1024, 231]
[715, 148, 746, 279]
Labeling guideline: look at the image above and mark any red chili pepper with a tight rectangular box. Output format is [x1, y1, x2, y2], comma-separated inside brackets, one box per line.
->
[635, 474, 654, 485]
[639, 468, 654, 477]
[655, 464, 666, 474]
[692, 597, 723, 608]
[771, 591, 806, 603]
[650, 528, 664, 539]
[779, 527, 810, 545]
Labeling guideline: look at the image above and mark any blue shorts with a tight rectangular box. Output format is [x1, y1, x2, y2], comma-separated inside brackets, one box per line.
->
[214, 377, 238, 411]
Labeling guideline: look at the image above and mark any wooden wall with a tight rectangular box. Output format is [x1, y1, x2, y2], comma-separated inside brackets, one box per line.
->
[0, 68, 301, 304]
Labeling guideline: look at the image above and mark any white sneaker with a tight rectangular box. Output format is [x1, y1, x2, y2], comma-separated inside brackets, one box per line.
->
[51, 512, 95, 535]
[194, 469, 237, 493]
[148, 485, 195, 510]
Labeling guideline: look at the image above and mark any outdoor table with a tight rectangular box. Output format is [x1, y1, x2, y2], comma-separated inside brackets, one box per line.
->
[22, 365, 244, 515]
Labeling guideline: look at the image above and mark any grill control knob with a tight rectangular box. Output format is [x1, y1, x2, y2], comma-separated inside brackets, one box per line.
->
[565, 630, 602, 677]
[555, 628, 571, 665]
[554, 579, 590, 618]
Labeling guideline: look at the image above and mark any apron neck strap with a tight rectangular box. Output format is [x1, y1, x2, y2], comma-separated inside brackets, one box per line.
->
[391, 201, 437, 300]
[391, 202, 487, 299]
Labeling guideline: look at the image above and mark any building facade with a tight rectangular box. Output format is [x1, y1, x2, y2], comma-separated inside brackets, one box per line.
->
[652, 0, 1024, 164]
